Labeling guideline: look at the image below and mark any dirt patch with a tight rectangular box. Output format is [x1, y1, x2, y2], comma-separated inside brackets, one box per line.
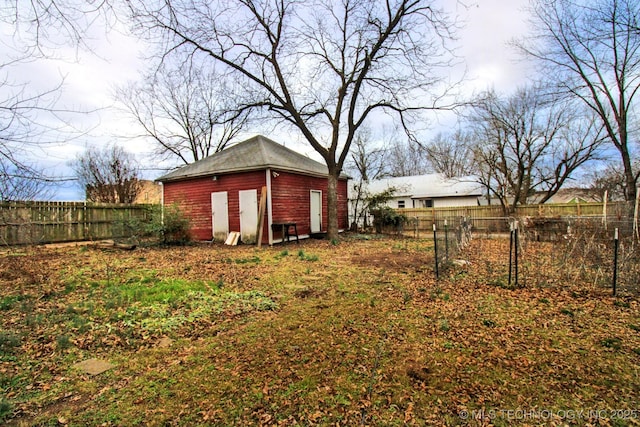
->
[350, 250, 430, 272]
[0, 251, 55, 286]
[293, 286, 328, 299]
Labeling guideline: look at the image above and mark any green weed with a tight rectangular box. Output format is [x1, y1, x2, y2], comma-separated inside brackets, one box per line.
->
[482, 319, 497, 328]
[430, 287, 449, 301]
[56, 335, 72, 351]
[0, 396, 13, 423]
[297, 250, 318, 261]
[614, 299, 631, 308]
[601, 337, 622, 350]
[560, 308, 575, 317]
[111, 277, 216, 305]
[402, 291, 412, 304]
[0, 332, 20, 355]
[234, 255, 261, 264]
[275, 250, 289, 259]
[0, 295, 28, 311]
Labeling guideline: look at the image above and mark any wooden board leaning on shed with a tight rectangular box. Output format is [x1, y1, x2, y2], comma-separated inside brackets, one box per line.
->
[224, 232, 240, 246]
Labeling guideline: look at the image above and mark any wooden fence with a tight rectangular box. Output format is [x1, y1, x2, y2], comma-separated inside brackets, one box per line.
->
[0, 201, 155, 245]
[398, 201, 632, 234]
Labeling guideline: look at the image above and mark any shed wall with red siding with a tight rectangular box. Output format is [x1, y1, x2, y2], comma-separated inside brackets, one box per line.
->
[163, 168, 349, 243]
[163, 170, 267, 241]
[270, 170, 348, 236]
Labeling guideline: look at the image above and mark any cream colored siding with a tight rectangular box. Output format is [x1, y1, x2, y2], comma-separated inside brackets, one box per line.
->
[433, 196, 479, 208]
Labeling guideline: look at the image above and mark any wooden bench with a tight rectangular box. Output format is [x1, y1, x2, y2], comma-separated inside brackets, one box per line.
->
[271, 222, 299, 243]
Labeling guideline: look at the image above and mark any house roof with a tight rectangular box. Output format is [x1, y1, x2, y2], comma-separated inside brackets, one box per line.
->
[531, 187, 600, 204]
[157, 135, 345, 182]
[363, 174, 483, 199]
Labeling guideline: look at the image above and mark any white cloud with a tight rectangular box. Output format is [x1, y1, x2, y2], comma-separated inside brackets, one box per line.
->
[455, 0, 534, 93]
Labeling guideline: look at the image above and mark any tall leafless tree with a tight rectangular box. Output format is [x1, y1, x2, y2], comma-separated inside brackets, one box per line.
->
[517, 0, 640, 201]
[424, 130, 476, 178]
[116, 63, 249, 165]
[125, 0, 460, 239]
[469, 86, 603, 213]
[71, 144, 142, 203]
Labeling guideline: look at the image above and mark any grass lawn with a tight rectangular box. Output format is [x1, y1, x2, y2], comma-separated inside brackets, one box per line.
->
[1, 235, 639, 426]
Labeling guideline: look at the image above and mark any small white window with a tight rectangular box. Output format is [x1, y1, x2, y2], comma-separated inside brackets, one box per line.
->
[398, 200, 405, 208]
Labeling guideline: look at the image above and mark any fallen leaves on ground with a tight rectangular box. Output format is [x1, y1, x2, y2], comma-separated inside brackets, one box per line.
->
[0, 236, 638, 426]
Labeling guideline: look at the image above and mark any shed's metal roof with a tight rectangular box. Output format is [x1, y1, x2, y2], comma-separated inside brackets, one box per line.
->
[157, 135, 341, 182]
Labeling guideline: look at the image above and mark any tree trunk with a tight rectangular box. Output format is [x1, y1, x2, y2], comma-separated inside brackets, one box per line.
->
[326, 170, 339, 241]
[621, 153, 637, 202]
[615, 137, 637, 215]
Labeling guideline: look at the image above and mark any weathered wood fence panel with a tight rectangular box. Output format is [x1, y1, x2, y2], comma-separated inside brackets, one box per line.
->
[399, 202, 630, 234]
[0, 201, 154, 245]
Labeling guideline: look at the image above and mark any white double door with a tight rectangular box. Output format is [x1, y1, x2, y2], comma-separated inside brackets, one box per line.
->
[211, 189, 258, 243]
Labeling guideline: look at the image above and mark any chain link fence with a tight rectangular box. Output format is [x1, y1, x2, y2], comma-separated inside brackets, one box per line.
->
[379, 207, 640, 295]
[473, 216, 640, 296]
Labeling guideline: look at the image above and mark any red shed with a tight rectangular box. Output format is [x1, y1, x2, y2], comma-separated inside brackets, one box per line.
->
[156, 135, 349, 244]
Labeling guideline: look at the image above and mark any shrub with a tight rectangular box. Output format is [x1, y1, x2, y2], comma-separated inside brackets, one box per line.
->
[116, 208, 154, 243]
[117, 204, 191, 245]
[370, 205, 407, 234]
[146, 204, 191, 245]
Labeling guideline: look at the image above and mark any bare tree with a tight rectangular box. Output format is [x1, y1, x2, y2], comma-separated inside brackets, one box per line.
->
[0, 1, 118, 200]
[0, 162, 51, 201]
[586, 160, 638, 202]
[116, 63, 249, 165]
[71, 144, 142, 203]
[125, 0, 460, 239]
[469, 86, 603, 213]
[346, 127, 390, 182]
[424, 130, 476, 178]
[0, 1, 116, 57]
[517, 0, 640, 201]
[385, 138, 431, 177]
[345, 127, 389, 230]
[0, 69, 68, 200]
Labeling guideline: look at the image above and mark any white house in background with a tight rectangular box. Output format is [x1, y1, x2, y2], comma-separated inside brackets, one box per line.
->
[357, 173, 483, 209]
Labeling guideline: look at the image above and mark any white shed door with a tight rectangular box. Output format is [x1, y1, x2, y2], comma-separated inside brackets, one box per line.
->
[239, 189, 258, 244]
[211, 191, 229, 242]
[310, 190, 322, 233]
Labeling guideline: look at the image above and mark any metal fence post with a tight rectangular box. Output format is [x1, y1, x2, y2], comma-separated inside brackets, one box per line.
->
[509, 221, 514, 287]
[444, 219, 449, 262]
[433, 223, 439, 280]
[613, 227, 619, 296]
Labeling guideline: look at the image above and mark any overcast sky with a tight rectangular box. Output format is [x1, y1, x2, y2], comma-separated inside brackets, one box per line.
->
[2, 0, 533, 201]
